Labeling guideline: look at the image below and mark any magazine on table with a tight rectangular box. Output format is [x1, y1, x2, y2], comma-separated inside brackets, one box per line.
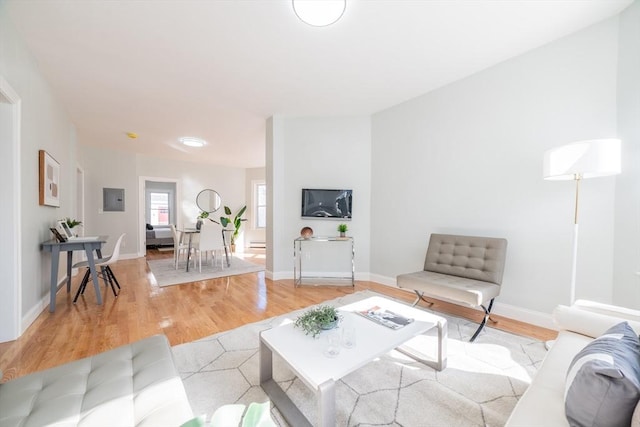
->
[357, 306, 414, 330]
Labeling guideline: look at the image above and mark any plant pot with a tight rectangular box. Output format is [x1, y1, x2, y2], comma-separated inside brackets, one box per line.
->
[339, 232, 346, 238]
[320, 318, 339, 330]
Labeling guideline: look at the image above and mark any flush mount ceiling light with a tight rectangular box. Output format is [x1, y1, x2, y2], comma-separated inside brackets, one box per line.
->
[179, 137, 206, 147]
[293, 0, 346, 27]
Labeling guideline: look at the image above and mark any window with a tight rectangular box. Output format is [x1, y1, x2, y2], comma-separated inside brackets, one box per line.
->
[254, 182, 266, 229]
[149, 192, 170, 225]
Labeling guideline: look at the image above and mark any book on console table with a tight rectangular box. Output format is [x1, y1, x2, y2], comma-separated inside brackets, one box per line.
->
[357, 306, 414, 330]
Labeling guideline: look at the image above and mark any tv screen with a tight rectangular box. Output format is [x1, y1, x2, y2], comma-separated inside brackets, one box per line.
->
[301, 188, 352, 219]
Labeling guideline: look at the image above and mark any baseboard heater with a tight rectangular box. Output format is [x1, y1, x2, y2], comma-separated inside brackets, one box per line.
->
[249, 241, 266, 249]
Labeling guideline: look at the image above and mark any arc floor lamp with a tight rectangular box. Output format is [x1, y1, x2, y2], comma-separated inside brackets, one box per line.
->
[543, 138, 621, 305]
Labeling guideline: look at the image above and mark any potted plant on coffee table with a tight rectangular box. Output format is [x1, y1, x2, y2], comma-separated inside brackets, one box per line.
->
[294, 305, 342, 338]
[338, 223, 348, 238]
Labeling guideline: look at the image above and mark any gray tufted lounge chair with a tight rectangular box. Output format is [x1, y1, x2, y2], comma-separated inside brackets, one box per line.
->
[397, 233, 508, 342]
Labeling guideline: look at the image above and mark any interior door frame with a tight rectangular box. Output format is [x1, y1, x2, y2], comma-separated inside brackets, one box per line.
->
[73, 165, 86, 266]
[138, 176, 180, 257]
[0, 75, 22, 342]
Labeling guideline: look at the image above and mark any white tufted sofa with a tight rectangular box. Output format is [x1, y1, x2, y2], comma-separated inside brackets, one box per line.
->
[0, 334, 193, 427]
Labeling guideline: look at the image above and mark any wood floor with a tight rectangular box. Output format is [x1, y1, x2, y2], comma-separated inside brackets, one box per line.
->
[0, 248, 557, 382]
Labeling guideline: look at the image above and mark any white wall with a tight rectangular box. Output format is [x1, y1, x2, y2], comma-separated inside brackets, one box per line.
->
[267, 116, 371, 280]
[137, 154, 246, 232]
[613, 1, 640, 308]
[371, 17, 620, 315]
[266, 117, 283, 275]
[0, 3, 78, 328]
[79, 145, 247, 255]
[79, 146, 137, 256]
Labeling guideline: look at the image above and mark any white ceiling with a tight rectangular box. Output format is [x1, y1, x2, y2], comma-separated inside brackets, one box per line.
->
[5, 0, 632, 168]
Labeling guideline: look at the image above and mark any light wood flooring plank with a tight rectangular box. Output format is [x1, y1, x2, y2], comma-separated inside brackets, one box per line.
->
[0, 249, 557, 382]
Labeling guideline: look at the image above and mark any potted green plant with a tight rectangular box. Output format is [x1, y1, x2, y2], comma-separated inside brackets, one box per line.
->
[294, 305, 342, 338]
[62, 217, 82, 228]
[338, 223, 348, 237]
[196, 211, 209, 229]
[61, 218, 82, 236]
[220, 205, 247, 251]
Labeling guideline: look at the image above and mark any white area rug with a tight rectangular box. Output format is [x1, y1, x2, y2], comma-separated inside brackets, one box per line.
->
[147, 256, 264, 287]
[172, 290, 546, 426]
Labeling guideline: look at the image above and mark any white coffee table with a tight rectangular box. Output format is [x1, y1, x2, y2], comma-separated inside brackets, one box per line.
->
[259, 295, 447, 427]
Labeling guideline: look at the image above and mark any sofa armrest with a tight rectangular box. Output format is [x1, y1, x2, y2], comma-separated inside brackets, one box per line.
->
[553, 303, 640, 338]
[572, 299, 640, 320]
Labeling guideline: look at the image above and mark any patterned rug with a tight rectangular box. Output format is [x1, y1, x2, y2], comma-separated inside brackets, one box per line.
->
[147, 256, 264, 287]
[171, 290, 546, 426]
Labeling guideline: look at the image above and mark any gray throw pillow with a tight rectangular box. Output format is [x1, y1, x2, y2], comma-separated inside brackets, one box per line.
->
[565, 321, 640, 427]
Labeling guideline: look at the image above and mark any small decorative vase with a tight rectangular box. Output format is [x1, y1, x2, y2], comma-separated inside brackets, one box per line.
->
[340, 232, 346, 238]
[301, 227, 313, 238]
[196, 219, 203, 230]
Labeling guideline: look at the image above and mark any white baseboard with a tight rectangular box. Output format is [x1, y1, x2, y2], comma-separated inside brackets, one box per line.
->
[267, 270, 371, 283]
[22, 297, 48, 335]
[268, 270, 289, 281]
[368, 273, 396, 287]
[369, 274, 556, 330]
[22, 275, 67, 335]
[493, 301, 556, 330]
[273, 270, 557, 331]
[22, 256, 138, 336]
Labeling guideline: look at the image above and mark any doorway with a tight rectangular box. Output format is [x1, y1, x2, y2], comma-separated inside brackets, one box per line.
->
[138, 177, 179, 257]
[0, 76, 21, 342]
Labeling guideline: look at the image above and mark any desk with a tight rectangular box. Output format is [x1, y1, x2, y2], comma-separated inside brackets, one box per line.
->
[41, 236, 108, 312]
[178, 228, 232, 272]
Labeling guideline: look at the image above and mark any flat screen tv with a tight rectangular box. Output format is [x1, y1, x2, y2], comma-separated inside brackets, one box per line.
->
[301, 188, 352, 219]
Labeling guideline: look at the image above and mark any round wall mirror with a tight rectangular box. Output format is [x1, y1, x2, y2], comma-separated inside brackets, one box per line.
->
[196, 189, 222, 213]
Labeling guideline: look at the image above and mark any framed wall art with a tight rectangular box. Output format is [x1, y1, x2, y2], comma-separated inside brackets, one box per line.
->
[39, 150, 60, 207]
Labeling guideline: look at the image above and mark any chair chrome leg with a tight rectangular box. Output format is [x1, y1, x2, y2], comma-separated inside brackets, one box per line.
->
[470, 298, 494, 342]
[411, 291, 434, 307]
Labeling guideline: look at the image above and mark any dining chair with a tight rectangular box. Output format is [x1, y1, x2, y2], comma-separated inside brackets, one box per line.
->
[170, 224, 192, 269]
[194, 222, 226, 272]
[72, 233, 125, 304]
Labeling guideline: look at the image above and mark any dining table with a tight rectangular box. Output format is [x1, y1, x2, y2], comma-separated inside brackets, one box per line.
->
[178, 228, 232, 272]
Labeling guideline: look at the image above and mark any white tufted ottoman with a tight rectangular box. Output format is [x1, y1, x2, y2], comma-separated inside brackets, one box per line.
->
[0, 334, 193, 427]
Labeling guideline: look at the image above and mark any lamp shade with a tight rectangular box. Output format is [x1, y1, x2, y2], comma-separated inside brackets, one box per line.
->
[543, 138, 621, 181]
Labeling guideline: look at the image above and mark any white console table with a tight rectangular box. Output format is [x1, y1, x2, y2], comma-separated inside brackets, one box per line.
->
[293, 236, 354, 287]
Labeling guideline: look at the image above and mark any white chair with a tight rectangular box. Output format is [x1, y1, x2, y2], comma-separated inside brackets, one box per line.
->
[170, 224, 192, 269]
[72, 233, 125, 303]
[194, 221, 226, 272]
